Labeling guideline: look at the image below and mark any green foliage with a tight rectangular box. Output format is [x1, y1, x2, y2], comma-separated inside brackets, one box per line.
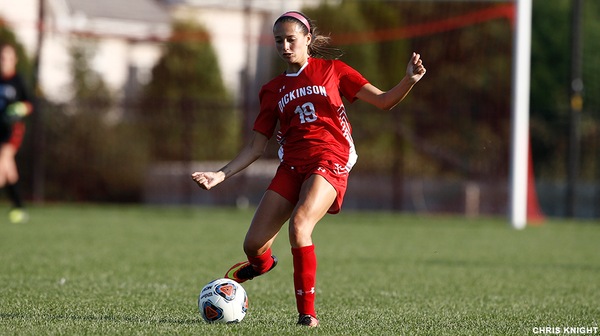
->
[40, 39, 149, 202]
[1, 204, 599, 335]
[530, 0, 600, 180]
[580, 0, 600, 180]
[305, 1, 381, 83]
[69, 41, 113, 109]
[348, 0, 407, 89]
[42, 104, 149, 201]
[400, 3, 513, 179]
[582, 1, 600, 115]
[530, 0, 571, 178]
[139, 21, 239, 162]
[531, 0, 570, 113]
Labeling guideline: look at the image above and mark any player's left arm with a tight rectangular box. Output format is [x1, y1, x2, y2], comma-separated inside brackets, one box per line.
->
[355, 52, 426, 111]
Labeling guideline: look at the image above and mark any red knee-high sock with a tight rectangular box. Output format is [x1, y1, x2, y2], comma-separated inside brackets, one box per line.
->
[292, 245, 317, 317]
[247, 248, 274, 275]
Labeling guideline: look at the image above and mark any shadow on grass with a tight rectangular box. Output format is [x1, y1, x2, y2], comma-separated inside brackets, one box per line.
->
[0, 312, 201, 325]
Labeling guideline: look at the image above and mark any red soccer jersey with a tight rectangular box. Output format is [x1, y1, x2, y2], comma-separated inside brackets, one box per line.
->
[254, 58, 368, 173]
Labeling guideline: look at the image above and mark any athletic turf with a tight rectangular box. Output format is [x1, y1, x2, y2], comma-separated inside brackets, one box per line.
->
[1, 204, 598, 335]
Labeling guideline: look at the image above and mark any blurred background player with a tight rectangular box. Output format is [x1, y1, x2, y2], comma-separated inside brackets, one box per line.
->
[0, 43, 33, 223]
[192, 11, 425, 327]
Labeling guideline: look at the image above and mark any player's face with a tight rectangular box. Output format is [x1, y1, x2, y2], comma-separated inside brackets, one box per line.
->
[273, 21, 311, 71]
[0, 46, 18, 76]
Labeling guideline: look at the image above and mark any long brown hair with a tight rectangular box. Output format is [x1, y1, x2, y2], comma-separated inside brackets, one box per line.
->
[273, 11, 343, 60]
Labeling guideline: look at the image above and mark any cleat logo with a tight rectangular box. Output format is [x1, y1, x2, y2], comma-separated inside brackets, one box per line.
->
[215, 283, 237, 301]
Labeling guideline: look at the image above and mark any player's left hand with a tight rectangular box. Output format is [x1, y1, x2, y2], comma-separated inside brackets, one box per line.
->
[407, 52, 426, 82]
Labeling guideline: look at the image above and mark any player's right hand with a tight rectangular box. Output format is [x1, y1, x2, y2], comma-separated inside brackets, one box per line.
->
[191, 171, 225, 190]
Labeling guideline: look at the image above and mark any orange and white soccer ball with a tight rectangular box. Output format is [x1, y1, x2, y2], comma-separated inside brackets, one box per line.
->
[198, 278, 248, 323]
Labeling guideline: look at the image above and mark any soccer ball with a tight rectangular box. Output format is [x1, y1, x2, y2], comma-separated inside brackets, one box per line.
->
[198, 278, 248, 323]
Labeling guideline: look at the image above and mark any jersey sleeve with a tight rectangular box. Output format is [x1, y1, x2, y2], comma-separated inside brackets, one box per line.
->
[9, 122, 26, 149]
[334, 60, 369, 103]
[253, 85, 279, 139]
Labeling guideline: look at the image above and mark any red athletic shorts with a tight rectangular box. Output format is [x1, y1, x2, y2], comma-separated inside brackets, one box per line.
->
[267, 161, 349, 214]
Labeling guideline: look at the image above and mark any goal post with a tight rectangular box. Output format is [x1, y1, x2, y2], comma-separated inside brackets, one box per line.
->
[509, 0, 532, 229]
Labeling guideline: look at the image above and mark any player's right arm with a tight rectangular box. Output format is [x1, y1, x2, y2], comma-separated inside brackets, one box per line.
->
[191, 131, 269, 190]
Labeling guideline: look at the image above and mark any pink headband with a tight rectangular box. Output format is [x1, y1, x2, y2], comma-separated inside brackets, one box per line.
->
[278, 11, 311, 32]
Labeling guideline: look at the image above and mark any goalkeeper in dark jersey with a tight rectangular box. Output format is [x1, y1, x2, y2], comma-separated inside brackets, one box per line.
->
[0, 43, 33, 223]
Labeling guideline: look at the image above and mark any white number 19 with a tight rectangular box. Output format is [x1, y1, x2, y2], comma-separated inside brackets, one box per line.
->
[294, 102, 317, 124]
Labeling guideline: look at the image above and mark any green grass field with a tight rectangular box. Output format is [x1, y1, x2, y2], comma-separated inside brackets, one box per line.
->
[1, 204, 599, 335]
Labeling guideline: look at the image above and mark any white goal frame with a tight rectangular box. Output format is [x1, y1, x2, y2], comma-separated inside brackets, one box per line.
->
[509, 0, 532, 229]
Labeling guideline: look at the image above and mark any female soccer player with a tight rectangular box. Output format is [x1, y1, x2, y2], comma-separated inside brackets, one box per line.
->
[0, 43, 33, 224]
[192, 11, 425, 327]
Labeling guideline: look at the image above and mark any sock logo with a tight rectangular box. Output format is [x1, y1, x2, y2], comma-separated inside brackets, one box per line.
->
[296, 287, 315, 296]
